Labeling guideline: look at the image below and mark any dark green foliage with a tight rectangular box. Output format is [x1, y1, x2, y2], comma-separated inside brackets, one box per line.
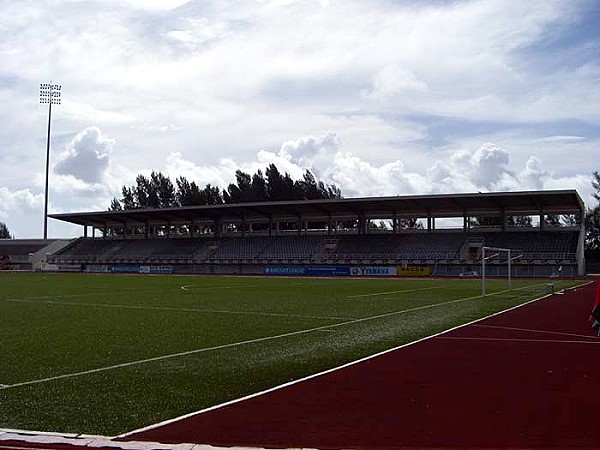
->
[111, 164, 342, 210]
[507, 215, 533, 227]
[585, 171, 600, 252]
[0, 222, 12, 239]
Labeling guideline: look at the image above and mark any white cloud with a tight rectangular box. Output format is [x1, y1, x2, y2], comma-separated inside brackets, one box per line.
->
[54, 127, 113, 183]
[364, 65, 429, 101]
[116, 0, 191, 11]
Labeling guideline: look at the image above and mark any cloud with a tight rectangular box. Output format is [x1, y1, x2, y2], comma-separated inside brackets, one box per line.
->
[161, 133, 596, 207]
[54, 127, 113, 184]
[364, 65, 429, 100]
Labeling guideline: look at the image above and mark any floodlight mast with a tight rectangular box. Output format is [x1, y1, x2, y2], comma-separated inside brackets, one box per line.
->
[39, 83, 61, 240]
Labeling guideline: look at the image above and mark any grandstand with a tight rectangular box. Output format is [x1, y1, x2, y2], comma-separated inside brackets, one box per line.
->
[0, 239, 70, 270]
[41, 190, 585, 277]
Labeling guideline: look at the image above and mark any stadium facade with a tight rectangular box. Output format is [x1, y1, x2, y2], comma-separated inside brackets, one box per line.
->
[2, 190, 586, 277]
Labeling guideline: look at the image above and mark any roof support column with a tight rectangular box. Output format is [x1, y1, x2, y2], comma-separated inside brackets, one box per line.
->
[427, 214, 432, 233]
[268, 217, 273, 237]
[83, 224, 88, 238]
[358, 214, 366, 235]
[215, 219, 222, 238]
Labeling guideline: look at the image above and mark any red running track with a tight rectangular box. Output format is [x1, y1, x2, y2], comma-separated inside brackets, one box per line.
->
[127, 281, 600, 448]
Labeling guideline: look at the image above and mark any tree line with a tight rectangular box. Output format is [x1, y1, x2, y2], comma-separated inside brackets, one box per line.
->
[586, 171, 600, 256]
[108, 163, 342, 211]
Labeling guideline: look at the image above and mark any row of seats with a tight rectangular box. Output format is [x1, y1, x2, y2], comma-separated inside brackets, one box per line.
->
[49, 231, 579, 265]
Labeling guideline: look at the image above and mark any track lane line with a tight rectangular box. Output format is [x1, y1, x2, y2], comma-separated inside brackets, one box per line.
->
[472, 324, 599, 340]
[438, 336, 600, 344]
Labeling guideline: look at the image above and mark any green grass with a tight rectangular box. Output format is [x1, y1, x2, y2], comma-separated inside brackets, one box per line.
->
[0, 272, 583, 435]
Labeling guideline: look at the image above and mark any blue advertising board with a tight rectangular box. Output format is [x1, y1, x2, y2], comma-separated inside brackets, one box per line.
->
[306, 266, 350, 276]
[110, 265, 140, 274]
[264, 266, 350, 276]
[264, 266, 307, 275]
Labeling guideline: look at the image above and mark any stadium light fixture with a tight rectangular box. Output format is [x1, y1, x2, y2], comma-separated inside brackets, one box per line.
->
[39, 82, 61, 240]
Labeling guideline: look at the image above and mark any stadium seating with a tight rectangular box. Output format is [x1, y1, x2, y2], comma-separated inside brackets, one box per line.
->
[47, 229, 579, 272]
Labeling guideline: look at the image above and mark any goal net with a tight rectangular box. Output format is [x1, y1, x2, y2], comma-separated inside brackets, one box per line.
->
[480, 246, 523, 295]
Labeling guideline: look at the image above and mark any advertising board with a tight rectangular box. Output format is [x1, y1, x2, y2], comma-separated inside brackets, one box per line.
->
[397, 266, 430, 277]
[110, 265, 140, 274]
[139, 265, 173, 274]
[264, 266, 350, 276]
[350, 266, 397, 277]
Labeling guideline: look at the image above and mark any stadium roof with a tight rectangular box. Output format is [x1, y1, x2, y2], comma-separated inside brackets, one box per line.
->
[49, 190, 585, 229]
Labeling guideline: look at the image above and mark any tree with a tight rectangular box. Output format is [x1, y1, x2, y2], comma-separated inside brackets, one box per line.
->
[152, 171, 176, 208]
[251, 170, 267, 201]
[507, 215, 533, 227]
[110, 164, 341, 210]
[397, 217, 423, 230]
[544, 214, 562, 227]
[176, 176, 202, 206]
[108, 198, 122, 211]
[265, 164, 284, 201]
[0, 222, 12, 239]
[200, 184, 223, 205]
[224, 170, 253, 204]
[585, 171, 600, 253]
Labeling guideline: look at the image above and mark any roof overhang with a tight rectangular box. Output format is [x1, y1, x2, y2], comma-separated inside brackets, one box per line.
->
[48, 190, 585, 228]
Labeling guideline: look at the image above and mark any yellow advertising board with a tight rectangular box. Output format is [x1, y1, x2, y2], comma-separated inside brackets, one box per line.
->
[397, 266, 430, 277]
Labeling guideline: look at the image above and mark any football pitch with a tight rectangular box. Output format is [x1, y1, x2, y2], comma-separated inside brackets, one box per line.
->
[0, 272, 584, 436]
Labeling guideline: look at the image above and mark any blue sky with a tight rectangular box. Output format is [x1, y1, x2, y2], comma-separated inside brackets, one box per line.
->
[0, 0, 598, 238]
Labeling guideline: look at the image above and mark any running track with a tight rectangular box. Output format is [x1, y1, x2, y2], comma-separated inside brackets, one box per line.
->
[125, 281, 600, 448]
[3, 281, 599, 449]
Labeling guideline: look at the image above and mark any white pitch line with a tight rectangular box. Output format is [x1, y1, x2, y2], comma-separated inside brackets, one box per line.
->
[179, 283, 268, 291]
[2, 282, 551, 392]
[438, 336, 600, 345]
[119, 280, 592, 438]
[473, 324, 599, 340]
[347, 286, 443, 299]
[4, 298, 351, 321]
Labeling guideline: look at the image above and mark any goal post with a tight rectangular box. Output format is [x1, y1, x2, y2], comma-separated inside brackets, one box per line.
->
[481, 246, 523, 295]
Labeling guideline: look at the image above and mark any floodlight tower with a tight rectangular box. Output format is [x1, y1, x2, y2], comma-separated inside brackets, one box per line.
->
[39, 83, 61, 240]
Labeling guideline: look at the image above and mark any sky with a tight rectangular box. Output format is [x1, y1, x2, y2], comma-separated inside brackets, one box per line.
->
[0, 0, 598, 238]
